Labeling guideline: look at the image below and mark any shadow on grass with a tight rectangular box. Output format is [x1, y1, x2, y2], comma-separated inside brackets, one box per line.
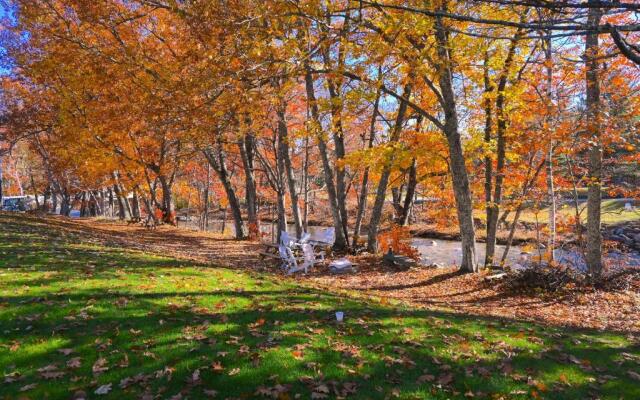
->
[1, 280, 639, 399]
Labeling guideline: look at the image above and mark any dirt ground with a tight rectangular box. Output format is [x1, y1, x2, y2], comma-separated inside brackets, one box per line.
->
[37, 215, 640, 333]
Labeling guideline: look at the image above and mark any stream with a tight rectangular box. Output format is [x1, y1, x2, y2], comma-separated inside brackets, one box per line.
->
[412, 238, 640, 270]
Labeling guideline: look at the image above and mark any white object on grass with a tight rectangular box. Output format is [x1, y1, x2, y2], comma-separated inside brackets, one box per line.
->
[335, 311, 344, 322]
[279, 244, 298, 272]
[286, 243, 321, 274]
[329, 258, 355, 274]
[329, 258, 352, 269]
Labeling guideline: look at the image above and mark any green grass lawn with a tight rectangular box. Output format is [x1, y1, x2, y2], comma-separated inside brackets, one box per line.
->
[473, 199, 640, 225]
[1, 214, 639, 399]
[521, 199, 640, 225]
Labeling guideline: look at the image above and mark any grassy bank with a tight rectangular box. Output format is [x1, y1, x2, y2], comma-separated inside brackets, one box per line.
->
[0, 213, 639, 399]
[515, 199, 640, 225]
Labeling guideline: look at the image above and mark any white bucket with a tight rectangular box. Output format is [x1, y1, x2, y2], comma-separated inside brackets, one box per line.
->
[335, 311, 344, 322]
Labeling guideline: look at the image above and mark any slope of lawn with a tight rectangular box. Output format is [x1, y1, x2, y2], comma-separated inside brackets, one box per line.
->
[1, 213, 639, 400]
[516, 199, 640, 225]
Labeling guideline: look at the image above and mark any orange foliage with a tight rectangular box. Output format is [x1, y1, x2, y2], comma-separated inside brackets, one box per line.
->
[377, 225, 420, 260]
[247, 222, 260, 241]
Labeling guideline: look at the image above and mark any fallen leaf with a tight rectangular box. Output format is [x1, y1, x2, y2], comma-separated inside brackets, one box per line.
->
[37, 364, 59, 372]
[41, 371, 65, 380]
[438, 373, 454, 386]
[628, 371, 640, 381]
[558, 373, 570, 385]
[4, 371, 23, 383]
[417, 374, 435, 383]
[189, 369, 201, 384]
[211, 362, 224, 372]
[95, 383, 112, 395]
[92, 358, 109, 375]
[19, 383, 37, 392]
[67, 357, 82, 369]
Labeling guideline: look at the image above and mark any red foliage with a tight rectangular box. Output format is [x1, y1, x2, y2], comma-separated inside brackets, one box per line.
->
[377, 225, 420, 260]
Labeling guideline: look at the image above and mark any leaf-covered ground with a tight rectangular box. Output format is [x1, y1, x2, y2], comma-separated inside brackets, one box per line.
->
[1, 213, 640, 400]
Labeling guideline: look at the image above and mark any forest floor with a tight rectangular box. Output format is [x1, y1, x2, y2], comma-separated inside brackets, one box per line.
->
[1, 213, 640, 400]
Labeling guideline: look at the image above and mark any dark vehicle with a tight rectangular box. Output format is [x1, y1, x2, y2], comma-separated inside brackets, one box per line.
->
[1, 196, 32, 212]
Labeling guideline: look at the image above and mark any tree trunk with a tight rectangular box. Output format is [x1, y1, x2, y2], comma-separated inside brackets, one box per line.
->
[274, 111, 290, 243]
[435, 14, 477, 272]
[277, 104, 303, 238]
[203, 145, 247, 240]
[326, 83, 350, 245]
[93, 188, 105, 217]
[275, 188, 288, 244]
[400, 159, 418, 226]
[545, 37, 556, 262]
[321, 18, 351, 248]
[585, 1, 603, 277]
[303, 136, 310, 231]
[484, 32, 520, 267]
[238, 117, 259, 236]
[221, 206, 227, 234]
[483, 51, 495, 266]
[131, 191, 141, 219]
[52, 189, 58, 214]
[0, 155, 3, 204]
[304, 64, 347, 250]
[112, 172, 131, 220]
[367, 82, 412, 253]
[27, 168, 40, 210]
[60, 190, 72, 217]
[112, 183, 128, 220]
[143, 195, 159, 226]
[79, 192, 87, 217]
[354, 84, 381, 243]
[107, 188, 113, 218]
[202, 162, 210, 231]
[89, 191, 100, 216]
[391, 186, 403, 220]
[485, 100, 506, 267]
[43, 186, 50, 212]
[158, 174, 175, 225]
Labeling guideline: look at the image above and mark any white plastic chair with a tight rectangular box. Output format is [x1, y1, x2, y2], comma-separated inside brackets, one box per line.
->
[280, 230, 292, 247]
[287, 243, 319, 274]
[279, 244, 298, 272]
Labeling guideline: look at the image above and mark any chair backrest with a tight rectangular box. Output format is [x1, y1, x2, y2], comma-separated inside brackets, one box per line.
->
[280, 230, 291, 247]
[320, 227, 335, 245]
[299, 232, 311, 244]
